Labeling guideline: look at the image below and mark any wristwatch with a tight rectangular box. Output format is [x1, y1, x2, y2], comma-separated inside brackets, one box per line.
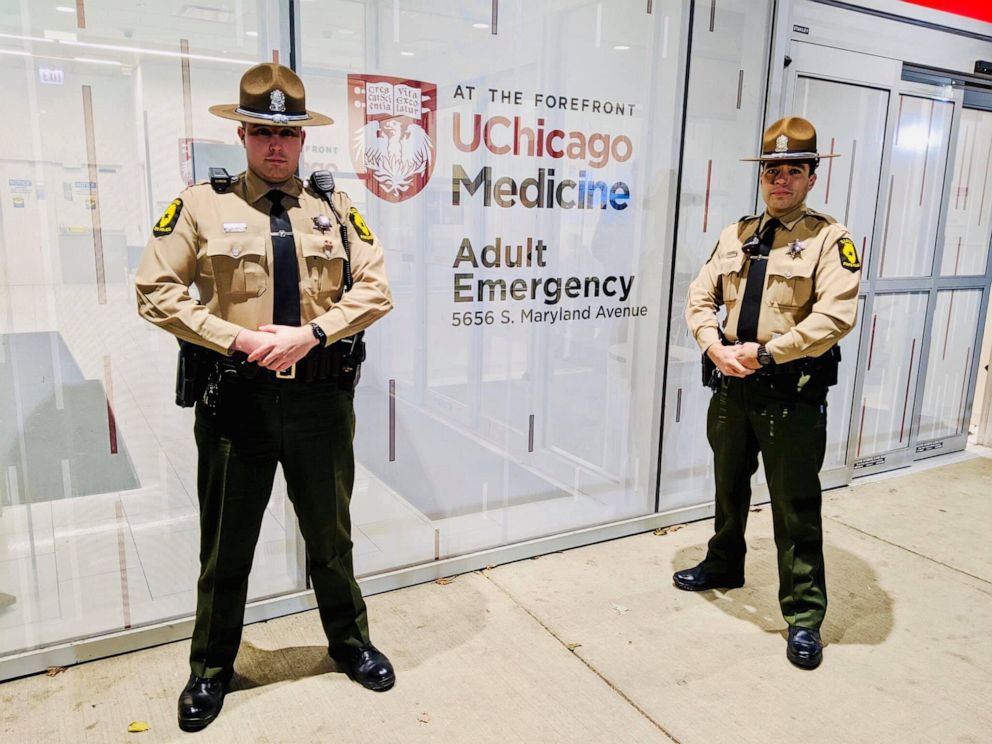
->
[310, 322, 327, 346]
[757, 345, 773, 367]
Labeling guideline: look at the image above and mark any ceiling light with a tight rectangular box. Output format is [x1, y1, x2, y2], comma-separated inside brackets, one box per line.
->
[74, 56, 122, 66]
[55, 5, 76, 12]
[400, 51, 414, 56]
[472, 23, 488, 29]
[614, 44, 630, 50]
[245, 31, 258, 37]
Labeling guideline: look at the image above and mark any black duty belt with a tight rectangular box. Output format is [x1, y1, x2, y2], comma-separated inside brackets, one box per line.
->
[214, 343, 351, 383]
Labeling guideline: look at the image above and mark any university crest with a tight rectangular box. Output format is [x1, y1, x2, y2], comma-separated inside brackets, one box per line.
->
[349, 74, 436, 202]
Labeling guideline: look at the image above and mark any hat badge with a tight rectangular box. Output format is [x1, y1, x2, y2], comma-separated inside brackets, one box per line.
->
[270, 89, 286, 113]
[775, 134, 789, 153]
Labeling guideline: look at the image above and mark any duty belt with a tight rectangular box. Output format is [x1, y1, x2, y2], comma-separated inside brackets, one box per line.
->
[216, 344, 350, 383]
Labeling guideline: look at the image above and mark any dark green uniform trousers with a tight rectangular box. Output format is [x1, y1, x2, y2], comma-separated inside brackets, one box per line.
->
[702, 374, 829, 629]
[190, 375, 370, 679]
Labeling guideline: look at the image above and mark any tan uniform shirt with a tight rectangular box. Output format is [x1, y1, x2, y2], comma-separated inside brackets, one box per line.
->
[135, 169, 393, 354]
[685, 203, 861, 364]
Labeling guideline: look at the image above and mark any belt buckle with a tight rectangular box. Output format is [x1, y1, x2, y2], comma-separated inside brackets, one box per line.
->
[275, 362, 296, 380]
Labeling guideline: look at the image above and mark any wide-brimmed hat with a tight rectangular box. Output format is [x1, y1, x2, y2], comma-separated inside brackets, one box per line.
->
[209, 62, 332, 127]
[741, 116, 839, 162]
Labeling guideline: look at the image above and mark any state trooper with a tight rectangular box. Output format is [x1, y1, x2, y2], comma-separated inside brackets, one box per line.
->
[676, 117, 861, 669]
[136, 62, 395, 731]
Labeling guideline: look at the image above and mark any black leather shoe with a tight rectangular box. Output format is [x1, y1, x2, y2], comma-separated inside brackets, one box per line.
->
[330, 643, 396, 691]
[672, 563, 745, 592]
[177, 673, 230, 732]
[786, 626, 823, 670]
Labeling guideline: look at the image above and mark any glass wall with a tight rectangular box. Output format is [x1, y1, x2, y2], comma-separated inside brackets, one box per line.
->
[660, 0, 774, 509]
[0, 0, 295, 660]
[297, 0, 690, 572]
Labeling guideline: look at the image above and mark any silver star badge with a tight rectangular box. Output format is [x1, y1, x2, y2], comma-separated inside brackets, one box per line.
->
[312, 215, 334, 233]
[787, 239, 805, 258]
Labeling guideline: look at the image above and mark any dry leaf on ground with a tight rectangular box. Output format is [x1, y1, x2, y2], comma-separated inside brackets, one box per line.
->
[434, 577, 455, 585]
[566, 643, 582, 651]
[653, 524, 684, 536]
[46, 667, 66, 677]
[417, 712, 431, 724]
[127, 721, 150, 733]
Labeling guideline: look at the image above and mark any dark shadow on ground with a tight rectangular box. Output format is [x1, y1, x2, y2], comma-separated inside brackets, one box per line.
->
[673, 536, 894, 646]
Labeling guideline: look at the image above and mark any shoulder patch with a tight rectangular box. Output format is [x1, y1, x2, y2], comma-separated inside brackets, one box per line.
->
[349, 207, 374, 244]
[152, 198, 183, 237]
[837, 237, 861, 272]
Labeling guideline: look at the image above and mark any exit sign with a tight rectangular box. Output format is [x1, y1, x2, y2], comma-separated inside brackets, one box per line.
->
[39, 68, 64, 85]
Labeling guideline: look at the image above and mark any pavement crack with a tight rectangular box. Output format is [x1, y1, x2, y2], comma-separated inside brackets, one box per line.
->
[480, 571, 682, 744]
[825, 516, 992, 587]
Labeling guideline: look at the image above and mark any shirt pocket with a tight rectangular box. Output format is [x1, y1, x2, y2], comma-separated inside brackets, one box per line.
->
[205, 234, 267, 301]
[765, 258, 815, 309]
[718, 254, 746, 306]
[301, 234, 346, 299]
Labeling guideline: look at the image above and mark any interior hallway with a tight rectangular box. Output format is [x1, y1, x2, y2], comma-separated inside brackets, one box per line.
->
[1, 449, 990, 744]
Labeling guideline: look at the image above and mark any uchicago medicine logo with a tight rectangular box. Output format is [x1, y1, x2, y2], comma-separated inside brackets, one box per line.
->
[349, 74, 436, 203]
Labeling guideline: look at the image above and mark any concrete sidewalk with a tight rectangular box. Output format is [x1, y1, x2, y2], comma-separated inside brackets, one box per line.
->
[2, 456, 991, 743]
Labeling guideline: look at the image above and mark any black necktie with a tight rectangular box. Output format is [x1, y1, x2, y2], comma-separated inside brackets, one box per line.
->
[736, 218, 780, 343]
[266, 189, 300, 327]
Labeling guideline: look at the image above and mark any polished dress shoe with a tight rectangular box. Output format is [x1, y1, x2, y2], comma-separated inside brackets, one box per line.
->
[786, 626, 823, 669]
[330, 643, 396, 691]
[177, 673, 230, 732]
[672, 563, 745, 592]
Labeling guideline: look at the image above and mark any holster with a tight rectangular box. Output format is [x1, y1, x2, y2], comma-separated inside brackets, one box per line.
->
[175, 340, 208, 407]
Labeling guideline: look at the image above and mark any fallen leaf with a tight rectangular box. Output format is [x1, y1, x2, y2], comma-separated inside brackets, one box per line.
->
[750, 507, 763, 513]
[611, 603, 630, 616]
[566, 643, 582, 651]
[434, 577, 455, 585]
[417, 712, 431, 724]
[127, 721, 150, 733]
[653, 524, 683, 536]
[482, 564, 495, 572]
[46, 667, 66, 677]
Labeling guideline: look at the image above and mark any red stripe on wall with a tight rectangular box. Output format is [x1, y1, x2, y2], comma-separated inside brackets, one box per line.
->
[103, 356, 118, 454]
[81, 85, 107, 305]
[857, 399, 867, 457]
[75, 0, 86, 29]
[900, 1, 992, 24]
[824, 137, 835, 203]
[867, 314, 878, 370]
[956, 347, 972, 433]
[899, 338, 916, 443]
[703, 160, 712, 233]
[919, 100, 935, 207]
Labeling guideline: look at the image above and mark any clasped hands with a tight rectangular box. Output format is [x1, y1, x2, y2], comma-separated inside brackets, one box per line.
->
[706, 341, 764, 378]
[232, 325, 319, 372]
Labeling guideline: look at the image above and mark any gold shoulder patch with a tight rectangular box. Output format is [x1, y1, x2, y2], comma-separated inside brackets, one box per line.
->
[349, 207, 374, 244]
[838, 237, 861, 272]
[152, 198, 183, 237]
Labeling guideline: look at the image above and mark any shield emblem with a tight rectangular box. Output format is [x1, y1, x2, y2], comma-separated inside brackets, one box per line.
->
[349, 74, 437, 203]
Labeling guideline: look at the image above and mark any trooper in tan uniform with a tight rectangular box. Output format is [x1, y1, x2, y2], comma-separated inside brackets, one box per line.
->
[136, 62, 394, 732]
[675, 117, 861, 670]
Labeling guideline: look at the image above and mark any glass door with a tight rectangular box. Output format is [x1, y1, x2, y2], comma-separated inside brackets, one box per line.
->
[781, 41, 988, 480]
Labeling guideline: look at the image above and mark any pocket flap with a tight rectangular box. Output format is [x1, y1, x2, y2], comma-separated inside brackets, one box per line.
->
[767, 256, 816, 279]
[718, 252, 746, 275]
[300, 234, 346, 261]
[206, 234, 266, 259]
